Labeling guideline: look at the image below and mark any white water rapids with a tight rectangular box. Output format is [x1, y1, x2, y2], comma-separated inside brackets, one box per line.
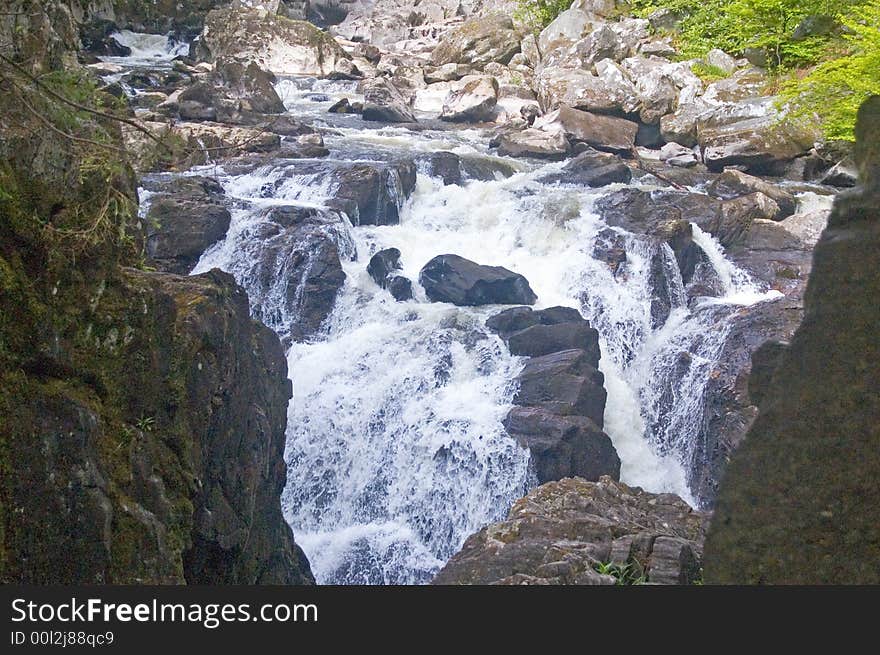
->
[109, 56, 804, 583]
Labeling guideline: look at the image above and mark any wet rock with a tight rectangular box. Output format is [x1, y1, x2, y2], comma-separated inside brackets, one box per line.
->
[431, 13, 521, 68]
[367, 247, 413, 301]
[535, 106, 638, 154]
[242, 206, 348, 341]
[496, 127, 570, 160]
[417, 151, 463, 185]
[144, 176, 231, 274]
[419, 255, 537, 306]
[325, 160, 417, 225]
[503, 408, 619, 484]
[433, 476, 707, 585]
[595, 188, 708, 280]
[361, 76, 417, 123]
[195, 7, 352, 77]
[707, 169, 797, 219]
[540, 147, 632, 187]
[80, 19, 131, 56]
[386, 275, 413, 301]
[514, 350, 607, 425]
[328, 97, 363, 113]
[440, 75, 499, 123]
[487, 305, 584, 336]
[819, 160, 858, 188]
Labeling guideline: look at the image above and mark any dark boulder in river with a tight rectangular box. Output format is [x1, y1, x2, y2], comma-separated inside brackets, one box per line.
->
[419, 254, 537, 306]
[367, 248, 413, 301]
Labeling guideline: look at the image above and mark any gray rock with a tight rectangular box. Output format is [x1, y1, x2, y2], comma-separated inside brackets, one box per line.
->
[707, 169, 798, 219]
[361, 76, 417, 123]
[144, 176, 231, 274]
[419, 254, 537, 306]
[440, 75, 499, 123]
[535, 105, 638, 154]
[502, 408, 619, 484]
[496, 127, 570, 160]
[434, 476, 707, 585]
[431, 13, 520, 68]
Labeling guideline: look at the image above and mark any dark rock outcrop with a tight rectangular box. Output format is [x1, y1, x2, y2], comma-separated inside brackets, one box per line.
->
[704, 97, 880, 583]
[326, 161, 417, 225]
[433, 476, 707, 585]
[238, 205, 348, 342]
[488, 306, 617, 484]
[419, 255, 537, 306]
[488, 306, 602, 363]
[503, 408, 618, 484]
[0, 266, 315, 584]
[367, 247, 413, 301]
[144, 176, 231, 274]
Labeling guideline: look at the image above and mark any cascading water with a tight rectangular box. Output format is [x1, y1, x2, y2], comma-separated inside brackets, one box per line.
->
[116, 59, 795, 583]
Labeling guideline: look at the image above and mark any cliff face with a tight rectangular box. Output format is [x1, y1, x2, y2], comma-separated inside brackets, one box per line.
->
[704, 97, 880, 584]
[0, 4, 312, 584]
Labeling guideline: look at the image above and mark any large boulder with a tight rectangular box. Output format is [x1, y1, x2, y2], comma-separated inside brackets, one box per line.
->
[540, 147, 632, 187]
[144, 176, 231, 274]
[433, 476, 707, 585]
[536, 66, 639, 115]
[361, 76, 417, 123]
[707, 169, 797, 219]
[534, 106, 638, 154]
[430, 13, 521, 68]
[496, 127, 570, 160]
[487, 305, 602, 364]
[195, 7, 352, 77]
[503, 407, 619, 484]
[698, 103, 819, 173]
[325, 160, 417, 225]
[232, 205, 348, 342]
[419, 254, 537, 306]
[704, 98, 880, 583]
[513, 349, 607, 425]
[440, 75, 499, 123]
[178, 59, 287, 123]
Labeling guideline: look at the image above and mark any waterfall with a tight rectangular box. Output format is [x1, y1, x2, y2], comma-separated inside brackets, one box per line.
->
[122, 69, 790, 584]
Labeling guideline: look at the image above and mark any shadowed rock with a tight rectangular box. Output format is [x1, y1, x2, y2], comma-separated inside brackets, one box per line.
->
[419, 255, 537, 306]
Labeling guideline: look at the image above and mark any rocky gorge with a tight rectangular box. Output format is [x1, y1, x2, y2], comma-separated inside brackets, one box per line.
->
[0, 0, 872, 585]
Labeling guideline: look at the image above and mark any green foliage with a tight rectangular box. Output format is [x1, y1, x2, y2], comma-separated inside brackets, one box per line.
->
[514, 0, 574, 30]
[593, 561, 648, 585]
[627, 0, 876, 138]
[781, 3, 880, 141]
[691, 62, 730, 83]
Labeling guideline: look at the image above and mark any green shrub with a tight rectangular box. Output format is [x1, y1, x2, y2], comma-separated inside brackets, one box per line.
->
[781, 2, 880, 141]
[514, 0, 574, 30]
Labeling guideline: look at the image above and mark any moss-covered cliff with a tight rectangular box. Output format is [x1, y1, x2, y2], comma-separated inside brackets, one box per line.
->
[0, 2, 313, 584]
